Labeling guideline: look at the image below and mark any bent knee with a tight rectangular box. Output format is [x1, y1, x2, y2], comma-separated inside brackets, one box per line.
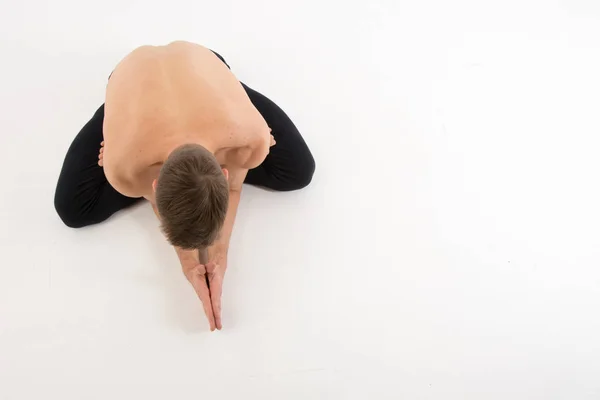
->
[281, 152, 316, 191]
[54, 191, 89, 228]
[54, 198, 85, 228]
[294, 153, 316, 189]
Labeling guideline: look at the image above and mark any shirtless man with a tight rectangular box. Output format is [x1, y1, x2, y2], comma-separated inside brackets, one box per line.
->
[54, 41, 315, 331]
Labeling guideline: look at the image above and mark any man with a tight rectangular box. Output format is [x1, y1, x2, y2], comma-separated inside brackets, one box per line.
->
[54, 41, 315, 331]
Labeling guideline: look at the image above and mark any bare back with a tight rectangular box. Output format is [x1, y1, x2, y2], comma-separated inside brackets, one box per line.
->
[102, 41, 268, 196]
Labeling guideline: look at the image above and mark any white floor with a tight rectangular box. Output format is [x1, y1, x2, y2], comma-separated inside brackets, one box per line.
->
[1, 0, 600, 399]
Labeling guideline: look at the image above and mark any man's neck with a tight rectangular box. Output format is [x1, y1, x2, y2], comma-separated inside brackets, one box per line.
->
[163, 136, 217, 162]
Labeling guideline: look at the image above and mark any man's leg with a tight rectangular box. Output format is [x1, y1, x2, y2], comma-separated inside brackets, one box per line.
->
[213, 50, 315, 190]
[241, 84, 315, 191]
[54, 104, 142, 228]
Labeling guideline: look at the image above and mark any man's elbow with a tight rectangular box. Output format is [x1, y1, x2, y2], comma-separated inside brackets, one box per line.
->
[104, 165, 142, 199]
[244, 139, 270, 170]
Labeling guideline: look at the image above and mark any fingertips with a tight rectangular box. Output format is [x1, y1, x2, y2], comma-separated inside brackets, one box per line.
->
[217, 312, 223, 330]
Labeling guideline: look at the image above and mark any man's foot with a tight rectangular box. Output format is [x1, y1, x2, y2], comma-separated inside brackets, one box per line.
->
[98, 141, 104, 167]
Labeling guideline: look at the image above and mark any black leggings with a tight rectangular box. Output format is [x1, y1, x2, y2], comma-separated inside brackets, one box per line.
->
[54, 52, 315, 228]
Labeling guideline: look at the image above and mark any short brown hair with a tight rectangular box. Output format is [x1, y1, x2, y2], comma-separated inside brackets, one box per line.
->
[155, 144, 229, 249]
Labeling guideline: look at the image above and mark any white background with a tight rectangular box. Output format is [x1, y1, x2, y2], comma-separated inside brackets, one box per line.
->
[1, 0, 600, 399]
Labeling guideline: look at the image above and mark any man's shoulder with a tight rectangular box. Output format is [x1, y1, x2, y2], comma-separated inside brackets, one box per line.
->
[102, 155, 147, 199]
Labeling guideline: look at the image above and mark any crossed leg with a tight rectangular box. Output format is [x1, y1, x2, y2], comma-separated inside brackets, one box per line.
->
[54, 54, 315, 228]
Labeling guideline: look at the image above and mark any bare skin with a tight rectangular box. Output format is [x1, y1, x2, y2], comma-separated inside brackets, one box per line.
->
[99, 41, 274, 330]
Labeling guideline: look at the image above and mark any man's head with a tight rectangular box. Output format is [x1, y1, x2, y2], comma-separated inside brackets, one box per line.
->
[154, 144, 229, 249]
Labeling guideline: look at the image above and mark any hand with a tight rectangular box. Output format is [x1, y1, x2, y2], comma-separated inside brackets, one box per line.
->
[98, 141, 105, 167]
[183, 262, 217, 331]
[205, 247, 228, 330]
[182, 247, 228, 331]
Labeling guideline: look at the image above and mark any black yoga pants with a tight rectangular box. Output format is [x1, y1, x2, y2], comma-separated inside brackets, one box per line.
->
[54, 51, 315, 228]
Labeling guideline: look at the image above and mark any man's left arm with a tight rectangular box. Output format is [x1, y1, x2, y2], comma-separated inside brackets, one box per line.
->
[204, 133, 272, 329]
[208, 167, 247, 255]
[203, 167, 247, 330]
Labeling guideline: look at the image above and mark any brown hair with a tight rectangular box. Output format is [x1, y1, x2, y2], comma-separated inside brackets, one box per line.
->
[155, 144, 229, 249]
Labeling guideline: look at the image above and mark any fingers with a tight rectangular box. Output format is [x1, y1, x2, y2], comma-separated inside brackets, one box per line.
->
[98, 142, 104, 167]
[190, 265, 216, 331]
[207, 263, 223, 330]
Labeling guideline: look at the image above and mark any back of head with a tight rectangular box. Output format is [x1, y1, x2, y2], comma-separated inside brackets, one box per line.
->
[155, 144, 229, 249]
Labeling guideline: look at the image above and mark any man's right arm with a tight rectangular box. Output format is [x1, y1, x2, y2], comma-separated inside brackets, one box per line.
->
[150, 202, 217, 330]
[103, 161, 144, 199]
[150, 203, 197, 267]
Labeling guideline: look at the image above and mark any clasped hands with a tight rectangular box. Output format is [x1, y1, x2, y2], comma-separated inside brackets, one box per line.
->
[181, 246, 227, 331]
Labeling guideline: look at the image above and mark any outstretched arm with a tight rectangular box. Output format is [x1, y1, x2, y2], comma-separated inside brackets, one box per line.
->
[205, 135, 274, 328]
[155, 134, 272, 330]
[150, 167, 248, 331]
[151, 202, 218, 330]
[203, 167, 247, 329]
